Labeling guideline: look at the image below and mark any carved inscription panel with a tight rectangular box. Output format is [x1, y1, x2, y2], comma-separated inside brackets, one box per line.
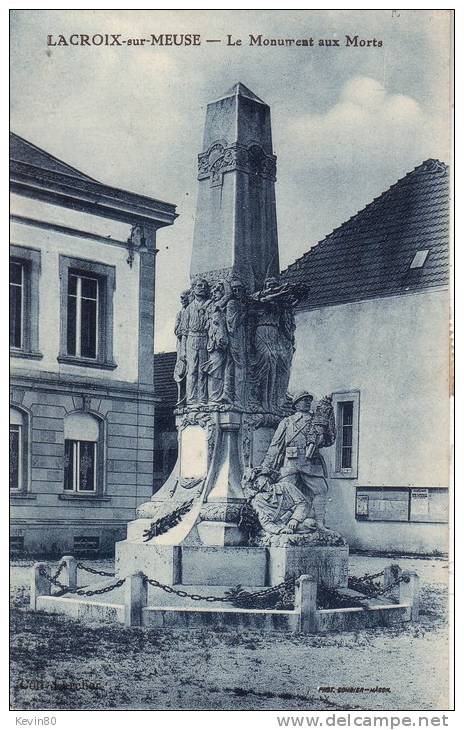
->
[180, 425, 208, 479]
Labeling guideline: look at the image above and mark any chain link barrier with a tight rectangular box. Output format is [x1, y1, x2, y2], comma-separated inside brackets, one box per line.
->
[360, 573, 409, 601]
[348, 570, 384, 597]
[355, 570, 385, 582]
[39, 566, 125, 597]
[224, 577, 296, 609]
[67, 579, 126, 597]
[50, 561, 66, 582]
[76, 562, 115, 578]
[144, 575, 234, 603]
[347, 569, 408, 602]
[319, 572, 409, 609]
[39, 563, 294, 606]
[144, 574, 296, 608]
[37, 561, 409, 609]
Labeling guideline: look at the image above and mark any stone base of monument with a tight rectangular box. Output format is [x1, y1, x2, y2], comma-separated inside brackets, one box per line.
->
[114, 541, 349, 588]
[32, 560, 421, 634]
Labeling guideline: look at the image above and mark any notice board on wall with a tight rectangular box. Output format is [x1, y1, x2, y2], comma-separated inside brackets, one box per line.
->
[356, 488, 410, 521]
[356, 487, 449, 523]
[409, 488, 448, 523]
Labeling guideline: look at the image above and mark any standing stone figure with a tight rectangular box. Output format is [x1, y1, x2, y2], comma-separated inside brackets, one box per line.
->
[185, 278, 210, 405]
[173, 290, 190, 405]
[250, 277, 304, 413]
[202, 282, 229, 403]
[277, 305, 296, 410]
[250, 277, 283, 413]
[223, 277, 248, 407]
[251, 276, 300, 413]
[260, 391, 336, 526]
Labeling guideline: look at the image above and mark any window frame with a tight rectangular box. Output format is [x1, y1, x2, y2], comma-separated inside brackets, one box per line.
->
[9, 245, 42, 360]
[330, 390, 360, 479]
[9, 424, 22, 492]
[10, 261, 24, 349]
[9, 406, 30, 495]
[67, 272, 100, 359]
[58, 255, 117, 370]
[64, 439, 97, 494]
[61, 411, 106, 498]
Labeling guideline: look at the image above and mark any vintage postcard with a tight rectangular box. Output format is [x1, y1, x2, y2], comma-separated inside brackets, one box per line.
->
[9, 8, 453, 717]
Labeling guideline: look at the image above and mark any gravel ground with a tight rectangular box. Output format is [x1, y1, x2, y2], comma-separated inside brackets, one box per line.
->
[10, 554, 450, 711]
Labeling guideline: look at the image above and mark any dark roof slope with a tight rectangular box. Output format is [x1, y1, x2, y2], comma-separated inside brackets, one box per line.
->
[154, 352, 177, 405]
[10, 132, 177, 227]
[282, 159, 449, 309]
[10, 133, 97, 181]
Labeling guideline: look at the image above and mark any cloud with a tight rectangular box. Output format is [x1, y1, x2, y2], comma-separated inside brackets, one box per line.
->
[287, 76, 447, 167]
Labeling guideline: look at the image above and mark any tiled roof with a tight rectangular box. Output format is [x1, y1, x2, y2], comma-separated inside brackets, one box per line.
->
[154, 352, 177, 405]
[282, 159, 449, 309]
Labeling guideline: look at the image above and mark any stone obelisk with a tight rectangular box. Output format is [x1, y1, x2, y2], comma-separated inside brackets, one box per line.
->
[116, 84, 302, 584]
[191, 83, 279, 292]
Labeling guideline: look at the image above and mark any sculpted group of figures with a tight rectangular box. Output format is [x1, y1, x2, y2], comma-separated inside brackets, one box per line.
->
[241, 390, 343, 546]
[172, 274, 342, 546]
[174, 275, 303, 413]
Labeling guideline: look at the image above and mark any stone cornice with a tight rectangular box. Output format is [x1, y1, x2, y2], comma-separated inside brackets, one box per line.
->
[10, 368, 160, 402]
[10, 159, 178, 228]
[10, 214, 129, 249]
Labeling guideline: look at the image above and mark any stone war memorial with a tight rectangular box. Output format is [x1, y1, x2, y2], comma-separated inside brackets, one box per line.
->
[31, 84, 421, 632]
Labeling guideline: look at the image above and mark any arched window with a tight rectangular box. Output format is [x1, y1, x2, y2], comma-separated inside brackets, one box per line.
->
[10, 407, 28, 492]
[64, 412, 102, 493]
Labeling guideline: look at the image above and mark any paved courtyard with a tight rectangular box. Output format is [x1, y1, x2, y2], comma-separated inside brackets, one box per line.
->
[10, 553, 450, 711]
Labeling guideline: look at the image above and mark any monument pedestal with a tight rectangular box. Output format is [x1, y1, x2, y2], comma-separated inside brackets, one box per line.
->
[132, 406, 278, 545]
[268, 545, 349, 586]
[115, 540, 348, 588]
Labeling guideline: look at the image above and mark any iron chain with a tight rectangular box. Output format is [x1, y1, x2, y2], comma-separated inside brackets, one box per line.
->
[38, 560, 409, 606]
[363, 574, 409, 600]
[76, 562, 115, 577]
[351, 570, 385, 583]
[143, 573, 405, 606]
[144, 576, 231, 602]
[39, 566, 125, 597]
[227, 576, 296, 601]
[39, 567, 71, 592]
[72, 578, 126, 597]
[144, 574, 295, 604]
[40, 564, 296, 605]
[50, 561, 66, 582]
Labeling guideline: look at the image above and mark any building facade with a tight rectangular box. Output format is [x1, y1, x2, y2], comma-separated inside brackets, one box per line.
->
[282, 159, 450, 554]
[10, 133, 177, 556]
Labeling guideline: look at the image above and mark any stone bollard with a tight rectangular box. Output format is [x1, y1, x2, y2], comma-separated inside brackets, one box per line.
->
[399, 571, 421, 621]
[295, 574, 318, 634]
[124, 571, 148, 627]
[61, 556, 78, 590]
[383, 564, 402, 602]
[383, 563, 402, 587]
[30, 562, 51, 610]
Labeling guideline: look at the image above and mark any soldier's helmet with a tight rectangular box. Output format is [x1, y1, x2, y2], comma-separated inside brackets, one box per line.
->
[292, 390, 314, 407]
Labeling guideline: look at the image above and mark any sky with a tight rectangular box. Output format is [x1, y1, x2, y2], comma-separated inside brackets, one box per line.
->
[10, 10, 452, 352]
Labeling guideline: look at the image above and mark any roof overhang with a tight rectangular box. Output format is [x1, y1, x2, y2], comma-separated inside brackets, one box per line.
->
[10, 159, 178, 229]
